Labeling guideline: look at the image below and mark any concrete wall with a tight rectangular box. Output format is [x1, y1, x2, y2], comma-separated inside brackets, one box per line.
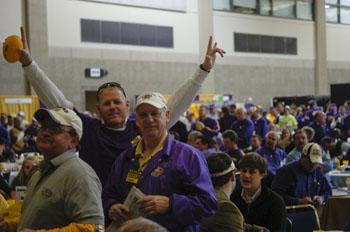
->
[1, 0, 350, 111]
[213, 11, 316, 104]
[327, 23, 350, 87]
[44, 0, 320, 108]
[45, 0, 201, 111]
[0, 0, 26, 95]
[47, 0, 199, 53]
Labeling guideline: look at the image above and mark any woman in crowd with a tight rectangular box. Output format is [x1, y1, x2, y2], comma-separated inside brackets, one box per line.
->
[279, 128, 294, 154]
[231, 153, 286, 232]
[11, 156, 37, 194]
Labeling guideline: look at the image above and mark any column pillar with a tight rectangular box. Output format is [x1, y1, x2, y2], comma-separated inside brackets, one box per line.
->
[314, 0, 329, 95]
[198, 0, 215, 94]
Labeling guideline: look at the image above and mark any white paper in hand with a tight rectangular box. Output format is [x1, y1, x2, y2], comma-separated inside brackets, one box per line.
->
[106, 186, 146, 232]
[124, 185, 146, 218]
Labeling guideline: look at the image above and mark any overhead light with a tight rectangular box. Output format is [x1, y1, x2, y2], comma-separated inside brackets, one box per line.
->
[325, 4, 330, 9]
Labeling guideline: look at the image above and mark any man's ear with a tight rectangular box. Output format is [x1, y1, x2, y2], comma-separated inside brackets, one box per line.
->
[96, 103, 101, 114]
[230, 173, 236, 181]
[70, 136, 80, 149]
[166, 110, 170, 123]
[125, 100, 129, 108]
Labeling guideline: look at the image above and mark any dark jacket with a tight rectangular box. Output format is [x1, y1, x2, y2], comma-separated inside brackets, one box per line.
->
[271, 161, 332, 206]
[231, 184, 286, 232]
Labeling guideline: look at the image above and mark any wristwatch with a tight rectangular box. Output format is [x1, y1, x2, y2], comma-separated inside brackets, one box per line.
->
[96, 224, 105, 232]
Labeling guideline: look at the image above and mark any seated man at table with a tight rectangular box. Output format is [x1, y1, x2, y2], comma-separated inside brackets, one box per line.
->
[0, 107, 104, 231]
[272, 142, 332, 206]
[102, 92, 217, 232]
[230, 153, 286, 232]
[256, 131, 287, 175]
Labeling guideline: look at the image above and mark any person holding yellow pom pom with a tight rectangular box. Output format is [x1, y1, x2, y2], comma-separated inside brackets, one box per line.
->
[2, 35, 23, 63]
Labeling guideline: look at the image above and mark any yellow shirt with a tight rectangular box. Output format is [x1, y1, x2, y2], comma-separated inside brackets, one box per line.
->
[135, 132, 168, 172]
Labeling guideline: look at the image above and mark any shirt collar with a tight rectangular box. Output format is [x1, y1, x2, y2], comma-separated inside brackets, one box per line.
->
[128, 133, 173, 159]
[50, 149, 78, 167]
[241, 185, 262, 204]
[135, 132, 168, 158]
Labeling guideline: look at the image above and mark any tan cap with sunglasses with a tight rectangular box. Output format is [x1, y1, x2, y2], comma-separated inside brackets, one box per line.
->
[34, 108, 82, 139]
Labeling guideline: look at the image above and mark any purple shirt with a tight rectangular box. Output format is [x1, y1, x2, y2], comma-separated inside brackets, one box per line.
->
[199, 117, 219, 137]
[231, 118, 254, 149]
[102, 135, 217, 232]
[257, 147, 286, 175]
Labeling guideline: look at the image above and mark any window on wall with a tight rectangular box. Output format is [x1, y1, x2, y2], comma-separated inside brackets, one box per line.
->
[326, 4, 339, 22]
[213, 0, 314, 21]
[341, 0, 350, 5]
[340, 6, 350, 23]
[273, 0, 295, 18]
[326, 0, 337, 4]
[325, 0, 350, 24]
[260, 0, 272, 15]
[296, 0, 313, 20]
[233, 0, 257, 14]
[81, 19, 174, 48]
[340, 0, 350, 23]
[81, 0, 187, 12]
[213, 0, 231, 11]
[234, 32, 297, 55]
[326, 0, 339, 22]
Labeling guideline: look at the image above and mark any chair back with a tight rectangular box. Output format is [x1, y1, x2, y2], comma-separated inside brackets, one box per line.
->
[286, 204, 320, 232]
[285, 217, 292, 232]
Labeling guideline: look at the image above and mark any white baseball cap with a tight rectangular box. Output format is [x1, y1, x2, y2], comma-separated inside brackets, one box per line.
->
[135, 92, 167, 110]
[34, 108, 82, 139]
[302, 142, 323, 164]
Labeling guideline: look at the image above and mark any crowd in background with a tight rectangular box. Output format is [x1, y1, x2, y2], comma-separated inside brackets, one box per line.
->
[170, 99, 350, 166]
[1, 98, 350, 231]
[2, 98, 350, 191]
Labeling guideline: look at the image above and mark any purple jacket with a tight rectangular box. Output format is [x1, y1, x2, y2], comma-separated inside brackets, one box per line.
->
[231, 118, 254, 149]
[257, 147, 287, 175]
[102, 135, 217, 232]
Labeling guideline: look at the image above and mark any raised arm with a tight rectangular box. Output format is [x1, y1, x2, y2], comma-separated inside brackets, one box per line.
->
[19, 27, 73, 109]
[166, 36, 225, 129]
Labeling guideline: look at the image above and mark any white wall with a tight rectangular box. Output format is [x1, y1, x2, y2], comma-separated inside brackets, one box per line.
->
[46, 0, 199, 54]
[327, 23, 350, 62]
[0, 0, 22, 49]
[214, 11, 315, 60]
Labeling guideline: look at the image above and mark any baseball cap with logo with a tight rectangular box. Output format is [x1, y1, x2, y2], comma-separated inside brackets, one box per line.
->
[34, 108, 82, 139]
[301, 142, 323, 164]
[135, 92, 167, 110]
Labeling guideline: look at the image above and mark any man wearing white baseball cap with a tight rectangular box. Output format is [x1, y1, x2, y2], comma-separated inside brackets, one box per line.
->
[1, 107, 104, 231]
[103, 92, 216, 231]
[272, 142, 332, 206]
[15, 26, 225, 186]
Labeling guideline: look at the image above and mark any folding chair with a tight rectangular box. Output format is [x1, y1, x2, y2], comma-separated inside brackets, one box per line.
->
[285, 217, 292, 232]
[286, 204, 320, 232]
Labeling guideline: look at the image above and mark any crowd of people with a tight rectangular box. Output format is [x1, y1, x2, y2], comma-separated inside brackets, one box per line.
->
[0, 26, 349, 231]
